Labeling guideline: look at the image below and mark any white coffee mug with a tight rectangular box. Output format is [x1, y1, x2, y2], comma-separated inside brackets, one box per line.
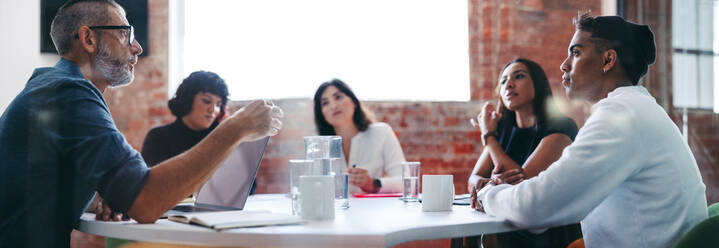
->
[421, 175, 454, 212]
[299, 175, 335, 220]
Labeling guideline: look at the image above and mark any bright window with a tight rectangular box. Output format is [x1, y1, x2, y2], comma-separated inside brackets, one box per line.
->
[672, 0, 718, 112]
[171, 0, 469, 101]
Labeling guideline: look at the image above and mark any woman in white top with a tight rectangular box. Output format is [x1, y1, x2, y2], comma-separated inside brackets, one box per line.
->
[313, 79, 406, 193]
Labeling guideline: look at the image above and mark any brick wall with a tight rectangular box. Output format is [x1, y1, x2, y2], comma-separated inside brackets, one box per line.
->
[686, 112, 719, 203]
[240, 99, 484, 195]
[469, 0, 602, 127]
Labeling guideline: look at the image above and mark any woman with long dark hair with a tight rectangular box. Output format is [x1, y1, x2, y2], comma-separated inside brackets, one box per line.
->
[313, 79, 406, 193]
[468, 59, 582, 248]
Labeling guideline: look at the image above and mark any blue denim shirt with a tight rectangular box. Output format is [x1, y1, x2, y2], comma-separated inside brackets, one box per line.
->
[0, 59, 150, 247]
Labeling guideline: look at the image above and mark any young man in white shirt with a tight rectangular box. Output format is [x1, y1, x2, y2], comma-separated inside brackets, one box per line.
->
[471, 13, 707, 248]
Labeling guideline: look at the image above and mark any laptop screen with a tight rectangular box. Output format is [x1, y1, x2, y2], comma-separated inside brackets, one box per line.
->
[195, 136, 270, 210]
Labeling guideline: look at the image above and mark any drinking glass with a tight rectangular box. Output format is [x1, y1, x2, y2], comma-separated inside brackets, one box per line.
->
[289, 159, 313, 216]
[311, 158, 349, 209]
[401, 162, 421, 202]
[304, 136, 342, 159]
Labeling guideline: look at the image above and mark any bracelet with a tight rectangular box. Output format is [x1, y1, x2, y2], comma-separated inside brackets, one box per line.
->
[481, 130, 498, 146]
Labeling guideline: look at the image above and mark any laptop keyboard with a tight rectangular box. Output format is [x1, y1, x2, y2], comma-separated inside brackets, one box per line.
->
[171, 205, 223, 212]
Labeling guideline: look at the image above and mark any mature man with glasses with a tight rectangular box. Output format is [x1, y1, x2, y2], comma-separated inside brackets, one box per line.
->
[0, 0, 283, 247]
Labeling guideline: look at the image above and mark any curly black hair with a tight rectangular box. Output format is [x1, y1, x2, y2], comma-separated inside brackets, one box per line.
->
[168, 71, 229, 127]
[313, 79, 372, 135]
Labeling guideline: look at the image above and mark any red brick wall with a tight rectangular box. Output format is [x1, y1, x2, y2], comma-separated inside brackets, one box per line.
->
[240, 100, 484, 195]
[469, 0, 601, 127]
[686, 112, 719, 203]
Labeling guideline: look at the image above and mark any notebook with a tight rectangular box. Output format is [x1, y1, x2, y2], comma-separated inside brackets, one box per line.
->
[168, 210, 304, 230]
[453, 194, 472, 205]
[164, 136, 270, 217]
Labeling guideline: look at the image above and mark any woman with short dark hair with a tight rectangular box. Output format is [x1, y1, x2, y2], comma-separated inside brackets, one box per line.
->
[313, 79, 406, 193]
[141, 71, 229, 167]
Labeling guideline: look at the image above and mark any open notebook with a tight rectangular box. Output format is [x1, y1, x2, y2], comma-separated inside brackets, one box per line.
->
[168, 210, 305, 230]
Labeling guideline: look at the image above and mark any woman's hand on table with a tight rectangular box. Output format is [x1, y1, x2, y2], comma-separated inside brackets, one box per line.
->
[348, 167, 376, 193]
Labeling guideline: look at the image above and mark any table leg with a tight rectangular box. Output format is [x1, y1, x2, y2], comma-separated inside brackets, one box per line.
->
[450, 235, 482, 248]
[450, 237, 463, 248]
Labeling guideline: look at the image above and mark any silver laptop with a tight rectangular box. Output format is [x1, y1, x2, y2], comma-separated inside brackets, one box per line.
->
[166, 136, 270, 215]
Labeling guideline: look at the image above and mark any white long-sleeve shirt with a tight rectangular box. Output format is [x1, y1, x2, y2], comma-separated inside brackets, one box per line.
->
[341, 122, 406, 193]
[477, 86, 707, 248]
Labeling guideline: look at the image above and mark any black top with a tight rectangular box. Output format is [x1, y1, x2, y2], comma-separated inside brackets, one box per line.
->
[496, 115, 578, 167]
[141, 119, 258, 194]
[141, 119, 213, 167]
[494, 114, 582, 248]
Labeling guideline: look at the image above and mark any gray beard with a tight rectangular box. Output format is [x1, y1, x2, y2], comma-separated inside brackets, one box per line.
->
[93, 40, 134, 88]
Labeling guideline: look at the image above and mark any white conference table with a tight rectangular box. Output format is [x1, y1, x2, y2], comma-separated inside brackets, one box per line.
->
[77, 194, 518, 247]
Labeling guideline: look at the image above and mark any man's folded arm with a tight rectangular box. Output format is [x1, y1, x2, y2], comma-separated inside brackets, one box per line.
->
[479, 104, 639, 228]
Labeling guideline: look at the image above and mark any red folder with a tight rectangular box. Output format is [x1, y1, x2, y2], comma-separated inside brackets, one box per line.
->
[352, 193, 403, 198]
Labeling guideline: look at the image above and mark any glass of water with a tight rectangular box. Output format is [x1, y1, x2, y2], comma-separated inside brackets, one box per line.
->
[334, 169, 350, 209]
[311, 158, 349, 209]
[289, 159, 313, 215]
[304, 136, 342, 159]
[401, 162, 421, 202]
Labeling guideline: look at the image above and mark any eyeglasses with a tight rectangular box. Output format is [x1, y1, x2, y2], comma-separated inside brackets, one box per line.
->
[88, 25, 135, 46]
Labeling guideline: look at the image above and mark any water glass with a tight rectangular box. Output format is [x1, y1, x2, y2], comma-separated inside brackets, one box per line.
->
[312, 158, 349, 209]
[332, 162, 350, 209]
[401, 162, 421, 202]
[289, 159, 313, 216]
[304, 136, 342, 159]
